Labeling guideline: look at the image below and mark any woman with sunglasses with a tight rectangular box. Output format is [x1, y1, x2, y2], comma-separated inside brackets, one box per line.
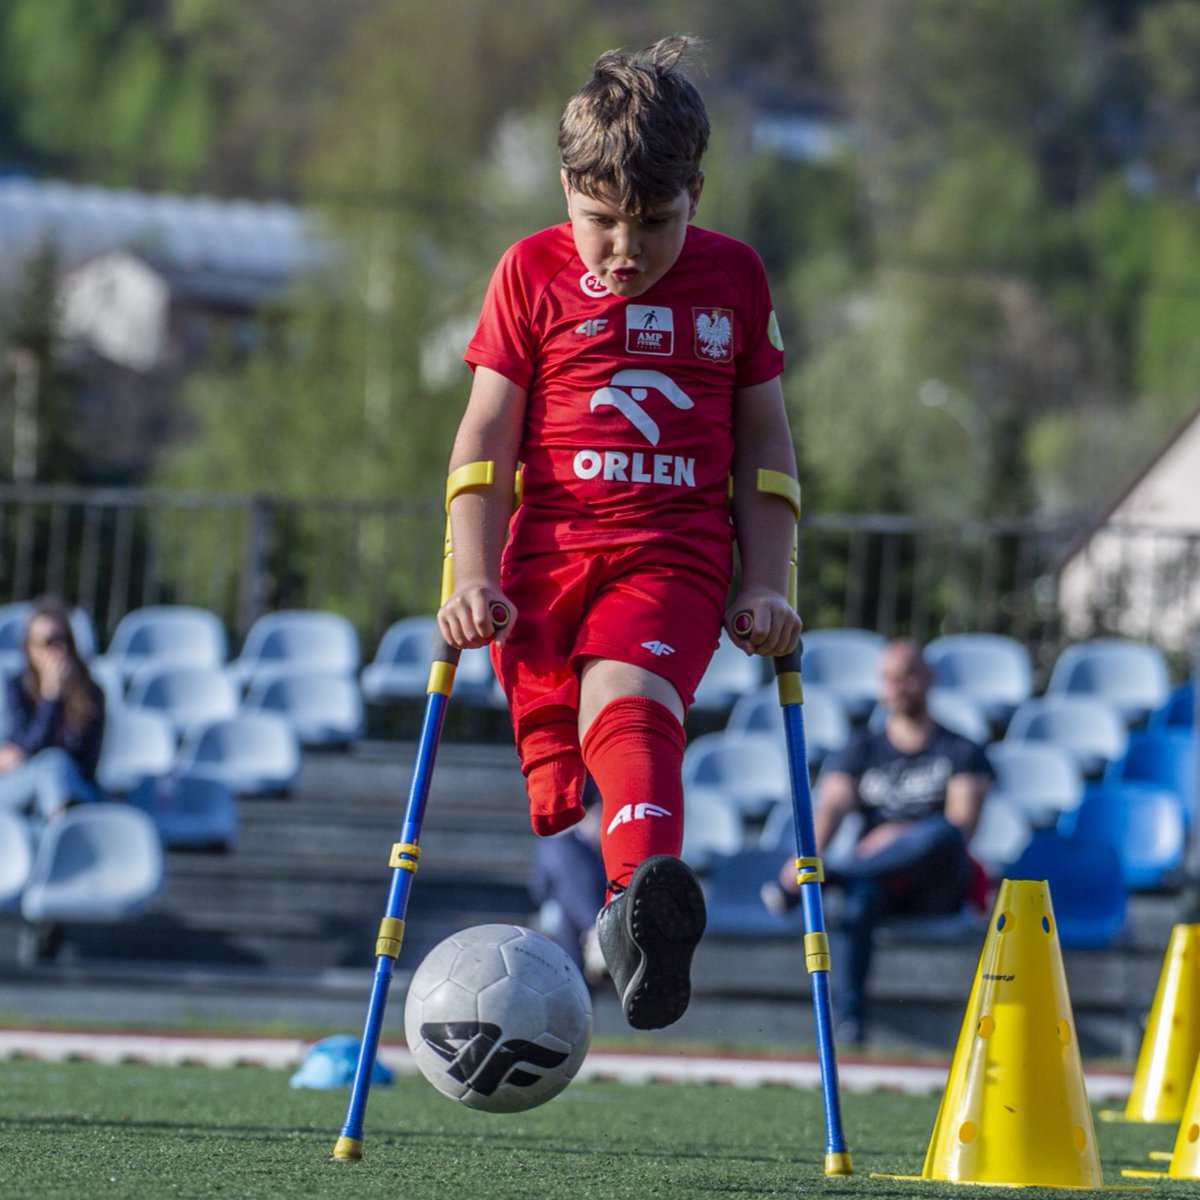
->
[0, 595, 107, 820]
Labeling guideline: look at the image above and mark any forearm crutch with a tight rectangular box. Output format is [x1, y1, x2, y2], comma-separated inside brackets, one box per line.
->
[734, 469, 852, 1177]
[333, 460, 508, 1162]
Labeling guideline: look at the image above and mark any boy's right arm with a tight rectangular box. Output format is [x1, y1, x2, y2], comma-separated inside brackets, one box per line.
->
[438, 366, 527, 649]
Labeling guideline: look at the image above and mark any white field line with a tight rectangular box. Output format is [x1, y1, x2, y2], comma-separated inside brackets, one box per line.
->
[0, 1028, 1133, 1101]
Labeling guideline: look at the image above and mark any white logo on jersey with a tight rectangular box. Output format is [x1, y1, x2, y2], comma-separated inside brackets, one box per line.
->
[606, 802, 673, 835]
[641, 640, 676, 657]
[589, 369, 694, 446]
[575, 319, 609, 337]
[580, 271, 609, 298]
[625, 305, 674, 355]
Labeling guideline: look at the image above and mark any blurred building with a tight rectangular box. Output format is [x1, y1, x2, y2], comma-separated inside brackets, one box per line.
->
[0, 177, 328, 481]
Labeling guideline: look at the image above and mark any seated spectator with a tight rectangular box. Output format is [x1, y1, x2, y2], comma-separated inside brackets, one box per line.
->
[0, 596, 107, 820]
[762, 639, 992, 1045]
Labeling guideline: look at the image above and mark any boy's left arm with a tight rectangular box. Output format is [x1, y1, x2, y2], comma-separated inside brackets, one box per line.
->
[728, 376, 802, 657]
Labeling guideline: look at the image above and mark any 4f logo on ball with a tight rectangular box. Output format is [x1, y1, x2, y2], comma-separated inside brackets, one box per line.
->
[420, 1021, 569, 1097]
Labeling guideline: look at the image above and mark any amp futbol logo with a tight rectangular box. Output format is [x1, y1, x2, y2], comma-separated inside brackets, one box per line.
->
[693, 307, 733, 362]
[421, 1021, 570, 1097]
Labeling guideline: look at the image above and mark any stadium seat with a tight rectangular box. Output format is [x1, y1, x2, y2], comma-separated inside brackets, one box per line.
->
[1046, 637, 1172, 726]
[1063, 781, 1186, 892]
[967, 796, 1032, 877]
[93, 605, 228, 686]
[95, 707, 177, 795]
[681, 730, 790, 819]
[126, 774, 238, 851]
[125, 664, 239, 742]
[924, 633, 1033, 729]
[703, 847, 805, 937]
[226, 609, 360, 692]
[1005, 829, 1126, 949]
[454, 645, 504, 706]
[867, 686, 990, 746]
[0, 811, 35, 912]
[0, 600, 97, 677]
[1004, 694, 1128, 779]
[1105, 729, 1197, 828]
[679, 787, 745, 870]
[175, 712, 300, 796]
[1151, 680, 1196, 732]
[243, 671, 365, 747]
[360, 615, 438, 702]
[725, 682, 851, 766]
[985, 741, 1084, 827]
[20, 803, 164, 923]
[691, 632, 766, 712]
[799, 629, 886, 721]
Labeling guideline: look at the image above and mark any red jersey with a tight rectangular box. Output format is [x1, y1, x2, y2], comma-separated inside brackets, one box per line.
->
[464, 223, 784, 560]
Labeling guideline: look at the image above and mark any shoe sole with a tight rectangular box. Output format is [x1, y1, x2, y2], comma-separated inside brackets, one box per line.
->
[622, 855, 707, 1030]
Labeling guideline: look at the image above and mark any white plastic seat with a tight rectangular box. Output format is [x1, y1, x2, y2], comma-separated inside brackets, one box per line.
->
[726, 682, 851, 766]
[175, 712, 300, 795]
[20, 804, 164, 923]
[93, 605, 228, 686]
[681, 730, 790, 819]
[986, 741, 1084, 826]
[691, 633, 766, 712]
[968, 796, 1033, 877]
[925, 633, 1033, 727]
[125, 664, 240, 741]
[866, 686, 990, 747]
[227, 609, 361, 692]
[126, 774, 238, 851]
[454, 645, 503, 706]
[360, 616, 438, 702]
[800, 629, 887, 721]
[680, 786, 745, 870]
[0, 811, 35, 912]
[95, 707, 177, 794]
[1004, 694, 1129, 779]
[243, 671, 364, 747]
[1046, 638, 1172, 726]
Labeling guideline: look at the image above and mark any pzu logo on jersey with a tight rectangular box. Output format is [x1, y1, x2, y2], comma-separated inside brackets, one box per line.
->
[420, 1021, 569, 1097]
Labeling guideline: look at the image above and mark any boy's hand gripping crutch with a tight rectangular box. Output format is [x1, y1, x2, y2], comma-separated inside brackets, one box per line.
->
[733, 469, 852, 1177]
[333, 461, 509, 1162]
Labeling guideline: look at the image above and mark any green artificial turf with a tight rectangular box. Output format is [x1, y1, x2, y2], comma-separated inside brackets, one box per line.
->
[0, 1059, 1169, 1199]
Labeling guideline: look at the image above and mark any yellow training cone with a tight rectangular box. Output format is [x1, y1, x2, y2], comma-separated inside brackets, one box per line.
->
[878, 879, 1111, 1189]
[1124, 1055, 1200, 1180]
[1103, 924, 1200, 1124]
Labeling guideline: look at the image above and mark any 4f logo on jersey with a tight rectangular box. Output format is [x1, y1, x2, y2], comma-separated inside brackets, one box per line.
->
[575, 319, 609, 337]
[421, 1021, 569, 1097]
[625, 305, 674, 355]
[641, 640, 675, 656]
[694, 307, 734, 362]
[606, 802, 673, 835]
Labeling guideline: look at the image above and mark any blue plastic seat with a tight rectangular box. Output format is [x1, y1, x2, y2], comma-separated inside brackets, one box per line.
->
[243, 671, 365, 747]
[126, 774, 238, 851]
[360, 616, 438, 702]
[1046, 638, 1172, 726]
[703, 847, 805, 937]
[1063, 781, 1186, 892]
[800, 629, 886, 721]
[95, 707, 177, 795]
[692, 632, 767, 713]
[1004, 694, 1128, 778]
[925, 633, 1033, 728]
[1151, 681, 1195, 732]
[681, 730, 790, 819]
[175, 712, 300, 796]
[93, 605, 228, 686]
[725, 682, 850, 766]
[227, 609, 360, 692]
[125, 664, 240, 742]
[1105, 729, 1196, 829]
[986, 741, 1084, 827]
[1004, 829, 1126, 949]
[21, 804, 164, 923]
[0, 810, 35, 912]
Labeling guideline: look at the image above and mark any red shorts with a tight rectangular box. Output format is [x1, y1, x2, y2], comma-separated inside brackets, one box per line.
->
[492, 541, 731, 737]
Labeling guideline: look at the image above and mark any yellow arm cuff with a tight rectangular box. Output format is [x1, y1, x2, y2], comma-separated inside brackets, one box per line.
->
[755, 468, 801, 520]
[445, 461, 495, 511]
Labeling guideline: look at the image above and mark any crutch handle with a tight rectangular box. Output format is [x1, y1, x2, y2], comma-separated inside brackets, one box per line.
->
[490, 601, 512, 631]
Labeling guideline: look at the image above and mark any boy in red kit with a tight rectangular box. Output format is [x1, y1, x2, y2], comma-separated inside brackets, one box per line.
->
[438, 36, 801, 1030]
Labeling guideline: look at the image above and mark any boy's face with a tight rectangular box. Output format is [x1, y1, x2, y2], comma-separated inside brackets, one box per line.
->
[561, 173, 703, 298]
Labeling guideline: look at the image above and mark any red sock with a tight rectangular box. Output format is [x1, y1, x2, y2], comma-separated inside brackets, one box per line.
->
[516, 708, 586, 836]
[580, 696, 685, 896]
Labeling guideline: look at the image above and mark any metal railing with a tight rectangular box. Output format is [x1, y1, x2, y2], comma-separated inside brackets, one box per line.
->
[0, 484, 1196, 673]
